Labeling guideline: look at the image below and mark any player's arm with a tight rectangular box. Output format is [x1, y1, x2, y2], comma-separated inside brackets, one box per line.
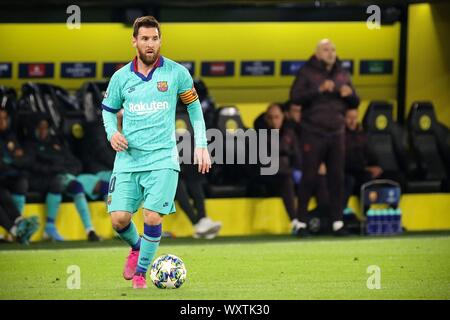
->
[101, 73, 128, 152]
[178, 68, 211, 174]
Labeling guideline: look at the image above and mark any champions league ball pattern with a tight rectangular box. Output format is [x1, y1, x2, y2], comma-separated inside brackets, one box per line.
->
[150, 254, 187, 289]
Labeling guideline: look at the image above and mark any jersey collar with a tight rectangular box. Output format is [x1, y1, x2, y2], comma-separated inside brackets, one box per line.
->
[130, 55, 164, 82]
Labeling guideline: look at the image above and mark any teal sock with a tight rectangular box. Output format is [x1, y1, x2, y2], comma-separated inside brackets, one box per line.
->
[343, 207, 353, 215]
[73, 193, 93, 231]
[12, 194, 26, 215]
[46, 193, 62, 225]
[115, 221, 141, 250]
[136, 223, 162, 274]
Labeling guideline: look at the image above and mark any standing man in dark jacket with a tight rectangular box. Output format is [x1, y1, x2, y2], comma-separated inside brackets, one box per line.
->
[290, 39, 359, 236]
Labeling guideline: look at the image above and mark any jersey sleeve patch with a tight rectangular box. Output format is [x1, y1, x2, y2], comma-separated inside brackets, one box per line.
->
[179, 87, 198, 105]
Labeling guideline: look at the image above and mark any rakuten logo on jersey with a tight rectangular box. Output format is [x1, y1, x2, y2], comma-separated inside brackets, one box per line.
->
[129, 101, 169, 115]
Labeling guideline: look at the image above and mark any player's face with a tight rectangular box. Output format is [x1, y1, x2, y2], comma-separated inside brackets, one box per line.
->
[345, 109, 358, 130]
[133, 27, 161, 66]
[0, 110, 8, 132]
[316, 42, 337, 67]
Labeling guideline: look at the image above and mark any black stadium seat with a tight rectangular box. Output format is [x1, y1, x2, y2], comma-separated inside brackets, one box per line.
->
[407, 102, 450, 191]
[362, 101, 409, 180]
[18, 83, 86, 157]
[0, 86, 19, 129]
[205, 106, 249, 197]
[0, 86, 18, 113]
[362, 101, 442, 193]
[77, 81, 109, 122]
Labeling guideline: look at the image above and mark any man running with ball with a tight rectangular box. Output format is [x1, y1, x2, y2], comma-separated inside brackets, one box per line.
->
[102, 16, 210, 289]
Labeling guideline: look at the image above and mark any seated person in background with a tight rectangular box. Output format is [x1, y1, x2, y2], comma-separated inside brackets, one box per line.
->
[344, 108, 383, 212]
[256, 103, 302, 234]
[176, 164, 222, 239]
[24, 116, 101, 242]
[0, 186, 39, 244]
[0, 108, 29, 215]
[282, 100, 302, 137]
[253, 102, 284, 130]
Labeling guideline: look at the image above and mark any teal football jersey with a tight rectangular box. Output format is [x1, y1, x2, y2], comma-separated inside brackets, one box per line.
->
[102, 56, 206, 173]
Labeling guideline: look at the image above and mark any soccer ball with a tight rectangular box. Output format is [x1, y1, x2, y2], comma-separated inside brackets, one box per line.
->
[150, 254, 187, 289]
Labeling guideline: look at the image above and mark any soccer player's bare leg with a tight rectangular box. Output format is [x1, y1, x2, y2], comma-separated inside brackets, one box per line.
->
[111, 211, 141, 281]
[132, 209, 163, 288]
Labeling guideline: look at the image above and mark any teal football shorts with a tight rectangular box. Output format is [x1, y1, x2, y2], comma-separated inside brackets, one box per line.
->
[107, 169, 179, 215]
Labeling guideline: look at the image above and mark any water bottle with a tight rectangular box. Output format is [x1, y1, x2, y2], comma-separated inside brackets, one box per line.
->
[390, 208, 398, 234]
[396, 208, 403, 233]
[373, 209, 381, 235]
[386, 208, 394, 235]
[380, 209, 388, 235]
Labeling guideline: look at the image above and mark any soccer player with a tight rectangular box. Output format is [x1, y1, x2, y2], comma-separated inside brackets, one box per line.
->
[102, 16, 211, 289]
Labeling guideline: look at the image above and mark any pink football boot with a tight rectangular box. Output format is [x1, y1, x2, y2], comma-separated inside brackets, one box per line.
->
[123, 249, 139, 280]
[132, 274, 147, 289]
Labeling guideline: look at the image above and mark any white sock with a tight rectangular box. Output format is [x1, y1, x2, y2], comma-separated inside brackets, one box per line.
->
[333, 221, 344, 231]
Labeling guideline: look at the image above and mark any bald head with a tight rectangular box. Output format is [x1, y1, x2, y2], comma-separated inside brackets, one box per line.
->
[315, 38, 337, 69]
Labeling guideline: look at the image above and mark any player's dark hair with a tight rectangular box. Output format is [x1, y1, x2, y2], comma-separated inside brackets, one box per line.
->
[133, 16, 161, 38]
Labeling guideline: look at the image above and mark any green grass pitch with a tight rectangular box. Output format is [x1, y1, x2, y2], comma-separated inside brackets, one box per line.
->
[0, 234, 449, 300]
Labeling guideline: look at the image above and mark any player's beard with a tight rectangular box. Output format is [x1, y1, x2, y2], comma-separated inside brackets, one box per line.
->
[138, 47, 160, 66]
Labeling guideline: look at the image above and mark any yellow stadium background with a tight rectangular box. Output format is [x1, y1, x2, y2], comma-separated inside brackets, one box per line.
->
[0, 3, 448, 127]
[0, 21, 399, 123]
[0, 3, 449, 241]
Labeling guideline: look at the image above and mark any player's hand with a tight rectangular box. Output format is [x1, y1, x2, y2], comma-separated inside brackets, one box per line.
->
[194, 147, 211, 174]
[340, 85, 353, 97]
[111, 131, 128, 152]
[319, 80, 335, 93]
